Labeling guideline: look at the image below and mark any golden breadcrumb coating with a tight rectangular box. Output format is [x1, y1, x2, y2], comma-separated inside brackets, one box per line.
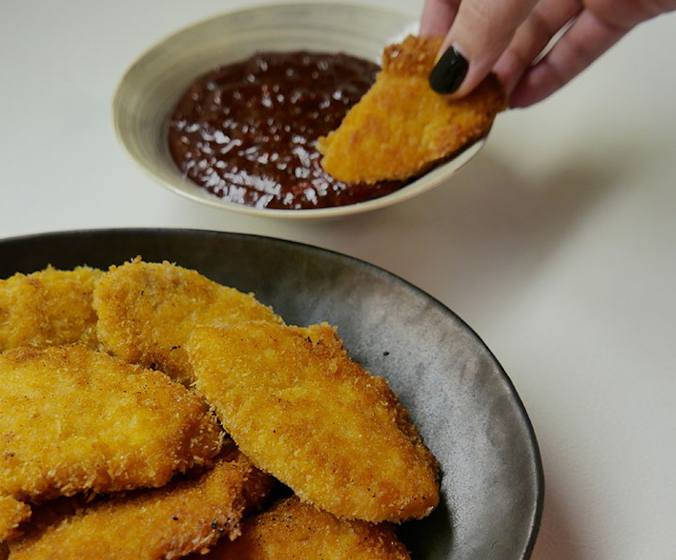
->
[0, 266, 101, 351]
[318, 35, 506, 183]
[8, 449, 274, 560]
[0, 497, 30, 542]
[188, 322, 439, 523]
[93, 259, 281, 384]
[0, 345, 222, 501]
[203, 497, 410, 559]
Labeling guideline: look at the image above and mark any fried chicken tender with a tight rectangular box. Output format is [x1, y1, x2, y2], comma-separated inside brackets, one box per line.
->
[318, 35, 506, 183]
[0, 266, 101, 351]
[8, 449, 274, 560]
[0, 497, 30, 542]
[203, 497, 410, 560]
[188, 322, 439, 523]
[0, 345, 222, 501]
[93, 259, 281, 384]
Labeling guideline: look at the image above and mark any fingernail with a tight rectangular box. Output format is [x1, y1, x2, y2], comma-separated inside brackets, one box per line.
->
[429, 45, 469, 94]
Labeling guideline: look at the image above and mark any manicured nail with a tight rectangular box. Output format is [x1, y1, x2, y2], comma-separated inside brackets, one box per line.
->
[429, 45, 469, 94]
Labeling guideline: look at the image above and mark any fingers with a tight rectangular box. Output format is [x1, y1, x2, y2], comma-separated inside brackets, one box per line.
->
[509, 10, 627, 107]
[420, 0, 459, 37]
[493, 0, 582, 94]
[429, 0, 539, 97]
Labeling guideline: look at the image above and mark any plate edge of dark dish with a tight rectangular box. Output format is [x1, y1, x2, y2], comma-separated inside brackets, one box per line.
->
[0, 227, 544, 558]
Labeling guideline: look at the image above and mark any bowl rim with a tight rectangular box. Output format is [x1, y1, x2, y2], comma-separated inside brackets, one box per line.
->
[0, 226, 544, 557]
[111, 1, 488, 219]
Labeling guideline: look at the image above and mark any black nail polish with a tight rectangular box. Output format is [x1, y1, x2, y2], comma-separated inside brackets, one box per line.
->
[429, 46, 469, 94]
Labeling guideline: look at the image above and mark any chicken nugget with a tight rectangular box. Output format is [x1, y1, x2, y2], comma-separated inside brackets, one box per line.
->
[94, 259, 281, 384]
[0, 345, 222, 501]
[0, 497, 30, 542]
[203, 496, 410, 559]
[318, 35, 505, 183]
[8, 448, 274, 560]
[0, 266, 101, 351]
[188, 322, 439, 523]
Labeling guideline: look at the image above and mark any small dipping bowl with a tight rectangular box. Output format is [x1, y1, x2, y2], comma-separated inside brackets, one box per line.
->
[112, 2, 485, 219]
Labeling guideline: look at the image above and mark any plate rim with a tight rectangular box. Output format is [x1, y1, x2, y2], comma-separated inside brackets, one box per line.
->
[0, 227, 544, 558]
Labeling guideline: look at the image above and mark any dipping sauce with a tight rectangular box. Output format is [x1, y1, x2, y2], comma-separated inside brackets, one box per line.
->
[168, 52, 407, 210]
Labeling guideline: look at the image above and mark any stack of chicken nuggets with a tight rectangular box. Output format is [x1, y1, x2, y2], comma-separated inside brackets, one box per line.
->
[0, 258, 439, 559]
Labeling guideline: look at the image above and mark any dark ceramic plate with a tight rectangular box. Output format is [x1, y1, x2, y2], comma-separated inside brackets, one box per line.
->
[0, 229, 543, 559]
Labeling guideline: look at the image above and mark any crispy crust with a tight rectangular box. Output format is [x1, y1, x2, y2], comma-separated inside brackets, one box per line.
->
[93, 259, 281, 384]
[8, 449, 274, 560]
[0, 345, 222, 501]
[188, 322, 439, 523]
[203, 496, 410, 559]
[382, 34, 442, 76]
[0, 267, 101, 351]
[318, 35, 506, 183]
[0, 497, 30, 542]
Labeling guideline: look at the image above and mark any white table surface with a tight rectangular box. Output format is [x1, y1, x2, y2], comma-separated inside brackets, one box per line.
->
[2, 0, 675, 557]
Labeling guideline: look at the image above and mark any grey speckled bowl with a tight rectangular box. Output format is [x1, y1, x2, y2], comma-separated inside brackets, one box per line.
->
[112, 2, 486, 219]
[0, 229, 543, 558]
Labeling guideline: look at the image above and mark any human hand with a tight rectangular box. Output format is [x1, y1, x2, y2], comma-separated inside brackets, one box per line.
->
[421, 0, 676, 107]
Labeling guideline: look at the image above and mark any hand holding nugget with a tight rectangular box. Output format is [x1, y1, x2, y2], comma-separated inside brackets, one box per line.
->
[422, 0, 676, 106]
[318, 36, 504, 184]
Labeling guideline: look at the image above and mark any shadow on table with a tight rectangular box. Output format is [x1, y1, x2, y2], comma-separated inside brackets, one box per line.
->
[530, 484, 588, 560]
[298, 150, 618, 320]
[171, 146, 621, 326]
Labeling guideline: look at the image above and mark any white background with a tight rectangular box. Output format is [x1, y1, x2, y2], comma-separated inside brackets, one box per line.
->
[1, 1, 675, 558]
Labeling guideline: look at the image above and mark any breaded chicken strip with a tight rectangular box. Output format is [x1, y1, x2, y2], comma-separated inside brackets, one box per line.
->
[203, 497, 410, 560]
[0, 497, 30, 542]
[0, 345, 222, 501]
[8, 448, 274, 560]
[188, 322, 439, 523]
[0, 266, 100, 351]
[94, 259, 280, 384]
[318, 35, 505, 183]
